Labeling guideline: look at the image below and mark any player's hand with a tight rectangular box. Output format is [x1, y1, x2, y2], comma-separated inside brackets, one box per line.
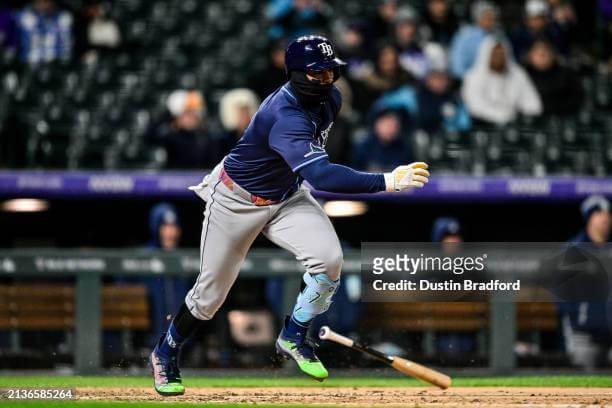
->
[384, 162, 430, 192]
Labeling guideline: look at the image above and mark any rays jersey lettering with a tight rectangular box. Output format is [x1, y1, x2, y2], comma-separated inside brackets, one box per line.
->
[223, 83, 342, 201]
[305, 121, 334, 158]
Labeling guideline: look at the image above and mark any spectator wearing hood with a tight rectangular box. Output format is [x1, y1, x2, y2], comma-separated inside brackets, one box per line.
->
[352, 109, 412, 172]
[512, 0, 572, 63]
[462, 37, 542, 126]
[218, 88, 260, 156]
[431, 217, 476, 355]
[146, 90, 219, 169]
[560, 195, 612, 370]
[525, 40, 582, 117]
[16, 0, 73, 64]
[449, 1, 500, 79]
[421, 0, 459, 46]
[372, 46, 471, 135]
[145, 203, 190, 342]
[432, 216, 462, 243]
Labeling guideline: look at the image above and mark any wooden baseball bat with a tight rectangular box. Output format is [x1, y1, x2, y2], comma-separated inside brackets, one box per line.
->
[318, 325, 451, 389]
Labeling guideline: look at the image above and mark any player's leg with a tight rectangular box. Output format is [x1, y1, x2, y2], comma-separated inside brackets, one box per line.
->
[150, 169, 270, 396]
[263, 188, 343, 381]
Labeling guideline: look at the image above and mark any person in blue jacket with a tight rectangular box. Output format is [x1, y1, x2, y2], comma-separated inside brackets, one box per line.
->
[560, 195, 612, 370]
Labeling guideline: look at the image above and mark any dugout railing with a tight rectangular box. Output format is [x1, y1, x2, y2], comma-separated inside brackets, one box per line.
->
[0, 248, 521, 374]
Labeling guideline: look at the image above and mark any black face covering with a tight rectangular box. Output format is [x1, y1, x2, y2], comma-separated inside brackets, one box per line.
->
[290, 71, 333, 107]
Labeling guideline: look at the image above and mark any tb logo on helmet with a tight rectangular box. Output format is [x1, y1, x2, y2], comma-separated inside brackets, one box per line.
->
[317, 42, 334, 57]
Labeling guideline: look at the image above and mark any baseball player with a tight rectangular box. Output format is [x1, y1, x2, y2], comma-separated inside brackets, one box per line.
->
[149, 35, 430, 396]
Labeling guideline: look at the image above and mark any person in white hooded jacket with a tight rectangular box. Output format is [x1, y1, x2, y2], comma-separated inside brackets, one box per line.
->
[462, 36, 542, 126]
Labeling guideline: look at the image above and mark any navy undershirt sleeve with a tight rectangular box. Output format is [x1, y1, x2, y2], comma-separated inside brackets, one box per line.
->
[298, 157, 386, 193]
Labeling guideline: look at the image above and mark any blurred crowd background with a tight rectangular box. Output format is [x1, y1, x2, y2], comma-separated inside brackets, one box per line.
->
[1, 0, 612, 374]
[0, 0, 611, 175]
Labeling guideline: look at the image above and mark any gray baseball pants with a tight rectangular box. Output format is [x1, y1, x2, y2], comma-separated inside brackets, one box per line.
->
[185, 162, 343, 321]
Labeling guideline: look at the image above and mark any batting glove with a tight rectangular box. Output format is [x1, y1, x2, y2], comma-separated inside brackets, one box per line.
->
[384, 162, 430, 192]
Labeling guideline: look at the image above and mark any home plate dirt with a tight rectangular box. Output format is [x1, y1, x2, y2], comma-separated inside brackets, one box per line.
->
[76, 387, 612, 406]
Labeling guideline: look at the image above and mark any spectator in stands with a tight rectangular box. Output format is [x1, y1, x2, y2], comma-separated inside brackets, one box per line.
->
[146, 90, 218, 169]
[0, 6, 17, 51]
[335, 22, 371, 81]
[462, 38, 542, 126]
[525, 40, 582, 117]
[352, 109, 411, 171]
[549, 0, 577, 33]
[218, 88, 260, 156]
[512, 0, 572, 62]
[432, 216, 462, 244]
[250, 40, 287, 100]
[421, 0, 459, 47]
[372, 46, 471, 134]
[74, 0, 121, 61]
[450, 1, 499, 79]
[15, 0, 73, 64]
[366, 0, 398, 48]
[394, 7, 427, 80]
[560, 195, 611, 370]
[431, 217, 476, 355]
[267, 0, 331, 40]
[144, 203, 190, 341]
[355, 44, 414, 112]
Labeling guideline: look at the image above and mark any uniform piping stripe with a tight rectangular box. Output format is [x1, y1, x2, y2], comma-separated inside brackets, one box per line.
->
[189, 178, 222, 310]
[292, 154, 328, 172]
[282, 86, 297, 102]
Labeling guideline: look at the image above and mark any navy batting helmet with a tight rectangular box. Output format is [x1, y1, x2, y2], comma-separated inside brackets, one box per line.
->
[284, 35, 346, 77]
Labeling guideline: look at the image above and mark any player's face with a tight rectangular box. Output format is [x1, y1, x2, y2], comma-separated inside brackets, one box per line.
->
[306, 69, 334, 85]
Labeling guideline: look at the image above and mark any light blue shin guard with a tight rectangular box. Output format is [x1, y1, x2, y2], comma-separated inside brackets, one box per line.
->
[292, 272, 340, 324]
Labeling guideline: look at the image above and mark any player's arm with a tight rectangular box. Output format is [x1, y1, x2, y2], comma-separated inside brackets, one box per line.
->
[298, 158, 430, 194]
[269, 115, 429, 194]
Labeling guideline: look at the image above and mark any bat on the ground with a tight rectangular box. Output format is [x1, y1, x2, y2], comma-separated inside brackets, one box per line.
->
[318, 325, 451, 389]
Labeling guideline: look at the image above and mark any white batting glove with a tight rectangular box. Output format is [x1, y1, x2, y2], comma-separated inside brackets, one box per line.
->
[384, 162, 430, 192]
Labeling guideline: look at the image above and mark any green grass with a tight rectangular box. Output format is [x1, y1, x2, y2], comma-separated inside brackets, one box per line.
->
[1, 376, 610, 407]
[0, 375, 611, 388]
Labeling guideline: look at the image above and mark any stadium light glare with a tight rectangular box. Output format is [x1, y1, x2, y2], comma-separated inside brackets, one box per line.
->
[323, 200, 368, 217]
[1, 198, 49, 212]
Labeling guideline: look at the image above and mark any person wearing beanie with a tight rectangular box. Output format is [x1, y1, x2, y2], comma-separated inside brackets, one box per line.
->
[430, 217, 477, 356]
[431, 216, 462, 243]
[560, 195, 611, 371]
[146, 90, 219, 169]
[511, 0, 572, 62]
[449, 0, 501, 78]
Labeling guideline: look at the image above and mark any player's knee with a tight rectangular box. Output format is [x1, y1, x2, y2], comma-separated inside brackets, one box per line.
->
[322, 246, 343, 281]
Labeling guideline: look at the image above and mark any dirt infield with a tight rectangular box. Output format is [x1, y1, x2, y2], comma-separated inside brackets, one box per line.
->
[76, 386, 612, 407]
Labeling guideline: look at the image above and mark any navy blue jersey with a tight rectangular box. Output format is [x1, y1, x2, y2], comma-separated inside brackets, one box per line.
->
[223, 82, 341, 201]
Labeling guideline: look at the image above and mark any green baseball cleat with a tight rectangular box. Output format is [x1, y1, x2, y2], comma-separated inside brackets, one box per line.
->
[276, 336, 329, 381]
[149, 334, 185, 396]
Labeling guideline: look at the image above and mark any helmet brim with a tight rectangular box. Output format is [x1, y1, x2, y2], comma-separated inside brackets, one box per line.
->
[305, 57, 347, 71]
